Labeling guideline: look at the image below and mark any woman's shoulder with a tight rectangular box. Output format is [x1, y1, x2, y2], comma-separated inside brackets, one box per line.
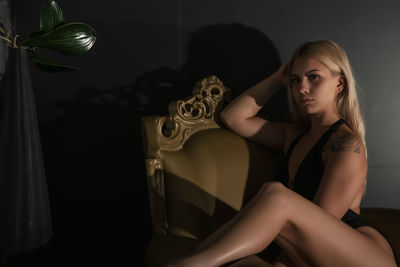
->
[322, 123, 367, 176]
[324, 124, 363, 155]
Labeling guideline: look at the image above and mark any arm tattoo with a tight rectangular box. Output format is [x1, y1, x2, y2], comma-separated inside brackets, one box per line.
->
[323, 134, 361, 154]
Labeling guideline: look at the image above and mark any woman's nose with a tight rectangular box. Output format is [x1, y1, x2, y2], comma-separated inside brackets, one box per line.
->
[299, 79, 310, 94]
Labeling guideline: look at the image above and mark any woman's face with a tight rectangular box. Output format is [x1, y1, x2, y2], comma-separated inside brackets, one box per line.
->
[289, 56, 343, 116]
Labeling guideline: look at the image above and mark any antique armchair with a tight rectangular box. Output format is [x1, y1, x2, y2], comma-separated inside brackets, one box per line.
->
[140, 75, 400, 266]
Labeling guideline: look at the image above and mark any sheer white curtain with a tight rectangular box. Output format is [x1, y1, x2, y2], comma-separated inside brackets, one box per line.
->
[0, 0, 52, 257]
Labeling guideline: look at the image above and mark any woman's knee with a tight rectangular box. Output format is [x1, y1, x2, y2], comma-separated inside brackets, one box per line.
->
[257, 182, 291, 207]
[259, 181, 287, 195]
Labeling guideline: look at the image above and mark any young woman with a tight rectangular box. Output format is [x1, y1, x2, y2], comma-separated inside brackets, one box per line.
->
[167, 40, 397, 267]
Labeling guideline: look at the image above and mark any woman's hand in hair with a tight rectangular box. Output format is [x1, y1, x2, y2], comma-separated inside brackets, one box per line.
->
[273, 58, 291, 88]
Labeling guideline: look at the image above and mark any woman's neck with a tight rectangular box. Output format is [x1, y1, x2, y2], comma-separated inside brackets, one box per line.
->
[308, 112, 341, 134]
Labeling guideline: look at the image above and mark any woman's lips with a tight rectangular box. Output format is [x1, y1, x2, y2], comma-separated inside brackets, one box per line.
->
[301, 98, 314, 105]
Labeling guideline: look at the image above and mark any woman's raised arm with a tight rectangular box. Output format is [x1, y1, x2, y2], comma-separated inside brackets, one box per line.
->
[219, 61, 292, 151]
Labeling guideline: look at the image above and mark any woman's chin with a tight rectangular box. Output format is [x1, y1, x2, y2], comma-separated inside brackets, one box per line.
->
[300, 106, 315, 114]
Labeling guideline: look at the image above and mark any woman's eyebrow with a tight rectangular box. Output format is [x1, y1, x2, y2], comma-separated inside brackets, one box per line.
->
[290, 69, 321, 76]
[306, 69, 320, 74]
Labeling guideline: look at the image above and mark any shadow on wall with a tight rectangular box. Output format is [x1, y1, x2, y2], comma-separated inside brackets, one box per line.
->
[21, 23, 289, 266]
[180, 23, 289, 121]
[136, 23, 290, 121]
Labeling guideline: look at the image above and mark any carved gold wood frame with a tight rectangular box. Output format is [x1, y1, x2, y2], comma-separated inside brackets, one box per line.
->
[141, 75, 231, 235]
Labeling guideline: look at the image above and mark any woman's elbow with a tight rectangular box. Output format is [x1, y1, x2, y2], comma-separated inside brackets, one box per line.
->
[219, 110, 230, 125]
[219, 110, 239, 129]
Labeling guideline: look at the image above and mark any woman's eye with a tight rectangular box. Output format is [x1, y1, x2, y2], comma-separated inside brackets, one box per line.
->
[308, 74, 319, 80]
[290, 78, 299, 84]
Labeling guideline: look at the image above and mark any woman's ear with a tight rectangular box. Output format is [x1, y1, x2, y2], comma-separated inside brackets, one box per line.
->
[336, 74, 345, 94]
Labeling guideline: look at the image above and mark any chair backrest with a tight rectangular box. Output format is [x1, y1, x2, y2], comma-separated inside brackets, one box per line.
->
[141, 75, 283, 239]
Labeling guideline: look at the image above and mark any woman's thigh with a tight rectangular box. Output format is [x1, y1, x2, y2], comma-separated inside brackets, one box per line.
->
[267, 184, 396, 267]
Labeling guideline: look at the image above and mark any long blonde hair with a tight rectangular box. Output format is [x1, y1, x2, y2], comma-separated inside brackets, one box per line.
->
[289, 40, 366, 150]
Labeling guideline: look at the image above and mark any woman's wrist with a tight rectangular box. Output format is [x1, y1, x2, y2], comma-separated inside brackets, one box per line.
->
[269, 71, 287, 90]
[272, 59, 291, 88]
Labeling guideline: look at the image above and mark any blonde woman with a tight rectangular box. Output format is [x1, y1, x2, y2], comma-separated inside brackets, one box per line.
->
[168, 40, 397, 267]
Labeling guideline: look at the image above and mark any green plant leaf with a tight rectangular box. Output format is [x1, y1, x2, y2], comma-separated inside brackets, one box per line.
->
[40, 0, 64, 32]
[29, 51, 78, 72]
[19, 22, 96, 56]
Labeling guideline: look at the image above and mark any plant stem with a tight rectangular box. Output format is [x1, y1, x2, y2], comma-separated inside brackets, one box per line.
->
[0, 36, 12, 44]
[0, 26, 20, 48]
[13, 34, 20, 48]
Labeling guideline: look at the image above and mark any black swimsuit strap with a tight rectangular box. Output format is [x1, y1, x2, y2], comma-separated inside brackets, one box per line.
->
[315, 118, 345, 150]
[285, 118, 345, 158]
[285, 131, 307, 158]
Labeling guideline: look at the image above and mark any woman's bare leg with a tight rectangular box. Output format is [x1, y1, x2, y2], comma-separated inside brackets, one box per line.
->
[194, 189, 268, 253]
[168, 181, 396, 267]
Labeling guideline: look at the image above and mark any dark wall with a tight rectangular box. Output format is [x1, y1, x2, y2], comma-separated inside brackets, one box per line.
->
[11, 0, 181, 265]
[10, 1, 288, 265]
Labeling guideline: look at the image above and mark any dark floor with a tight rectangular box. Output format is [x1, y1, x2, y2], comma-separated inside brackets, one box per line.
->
[6, 197, 151, 266]
[7, 234, 148, 266]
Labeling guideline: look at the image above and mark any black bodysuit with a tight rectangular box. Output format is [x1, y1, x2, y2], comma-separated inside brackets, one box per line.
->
[279, 118, 372, 228]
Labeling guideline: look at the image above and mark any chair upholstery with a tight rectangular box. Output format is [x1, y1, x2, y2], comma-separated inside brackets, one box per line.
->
[141, 75, 400, 266]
